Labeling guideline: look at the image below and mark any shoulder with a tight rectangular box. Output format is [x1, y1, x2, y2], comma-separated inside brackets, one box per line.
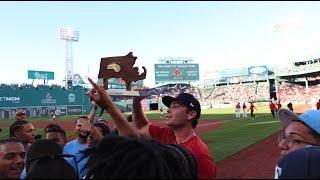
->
[65, 139, 78, 148]
[185, 136, 211, 156]
[149, 124, 173, 133]
[149, 124, 175, 143]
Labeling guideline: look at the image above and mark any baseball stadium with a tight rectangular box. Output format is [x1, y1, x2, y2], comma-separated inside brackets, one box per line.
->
[1, 55, 320, 178]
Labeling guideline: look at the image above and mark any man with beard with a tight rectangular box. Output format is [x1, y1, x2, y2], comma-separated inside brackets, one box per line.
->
[0, 138, 26, 179]
[63, 116, 90, 179]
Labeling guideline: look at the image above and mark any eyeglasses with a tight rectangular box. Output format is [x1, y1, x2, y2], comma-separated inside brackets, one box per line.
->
[278, 135, 318, 147]
[27, 154, 79, 179]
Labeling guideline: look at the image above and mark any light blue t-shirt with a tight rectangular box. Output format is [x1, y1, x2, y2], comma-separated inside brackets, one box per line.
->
[63, 139, 89, 179]
[20, 168, 26, 179]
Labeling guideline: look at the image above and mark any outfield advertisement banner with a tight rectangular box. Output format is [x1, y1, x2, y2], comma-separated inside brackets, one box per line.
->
[0, 88, 91, 120]
[28, 70, 54, 80]
[67, 105, 83, 115]
[154, 64, 199, 83]
[0, 89, 86, 107]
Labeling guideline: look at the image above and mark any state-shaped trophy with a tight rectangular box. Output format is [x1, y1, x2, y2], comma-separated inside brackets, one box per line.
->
[97, 52, 154, 97]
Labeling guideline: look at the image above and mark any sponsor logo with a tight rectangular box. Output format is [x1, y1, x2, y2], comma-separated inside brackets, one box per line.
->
[55, 108, 62, 116]
[0, 97, 20, 103]
[250, 67, 267, 74]
[34, 72, 48, 79]
[41, 93, 56, 104]
[68, 93, 76, 103]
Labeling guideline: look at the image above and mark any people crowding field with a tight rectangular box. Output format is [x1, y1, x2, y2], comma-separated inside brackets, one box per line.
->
[2, 78, 320, 179]
[0, 77, 217, 179]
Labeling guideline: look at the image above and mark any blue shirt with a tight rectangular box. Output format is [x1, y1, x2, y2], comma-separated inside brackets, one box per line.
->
[20, 168, 26, 179]
[63, 139, 89, 179]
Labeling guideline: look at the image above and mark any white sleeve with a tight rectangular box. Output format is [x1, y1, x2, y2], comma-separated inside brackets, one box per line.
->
[274, 165, 282, 179]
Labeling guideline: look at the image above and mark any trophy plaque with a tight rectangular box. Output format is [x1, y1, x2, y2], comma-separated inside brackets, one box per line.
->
[97, 52, 151, 97]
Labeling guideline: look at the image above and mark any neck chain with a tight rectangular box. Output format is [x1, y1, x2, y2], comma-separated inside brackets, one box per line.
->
[179, 132, 196, 144]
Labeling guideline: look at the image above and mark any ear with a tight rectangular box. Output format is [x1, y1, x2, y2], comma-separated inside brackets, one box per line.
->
[187, 110, 197, 121]
[13, 130, 22, 139]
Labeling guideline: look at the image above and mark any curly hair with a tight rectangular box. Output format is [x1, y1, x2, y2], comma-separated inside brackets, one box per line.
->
[82, 135, 197, 179]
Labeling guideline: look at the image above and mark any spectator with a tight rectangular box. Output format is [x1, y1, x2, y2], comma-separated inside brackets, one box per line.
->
[131, 92, 217, 179]
[87, 118, 111, 147]
[26, 156, 77, 179]
[44, 123, 63, 134]
[316, 99, 320, 110]
[82, 135, 197, 179]
[277, 109, 320, 159]
[45, 126, 67, 149]
[63, 116, 90, 179]
[269, 101, 276, 119]
[15, 110, 26, 121]
[86, 77, 210, 177]
[275, 146, 320, 179]
[25, 139, 77, 179]
[9, 120, 36, 150]
[287, 102, 293, 111]
[0, 138, 25, 179]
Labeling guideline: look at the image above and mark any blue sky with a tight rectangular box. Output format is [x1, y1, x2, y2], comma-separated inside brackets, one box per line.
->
[1, 1, 320, 87]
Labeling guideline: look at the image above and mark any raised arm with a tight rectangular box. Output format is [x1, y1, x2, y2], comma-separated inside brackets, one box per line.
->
[87, 102, 98, 123]
[86, 77, 138, 137]
[132, 89, 152, 138]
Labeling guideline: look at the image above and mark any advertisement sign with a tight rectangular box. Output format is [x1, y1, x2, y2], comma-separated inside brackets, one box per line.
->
[28, 70, 54, 80]
[67, 105, 83, 115]
[249, 66, 268, 75]
[155, 64, 199, 83]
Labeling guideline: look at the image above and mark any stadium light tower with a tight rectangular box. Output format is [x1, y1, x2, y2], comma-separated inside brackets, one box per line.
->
[60, 27, 79, 88]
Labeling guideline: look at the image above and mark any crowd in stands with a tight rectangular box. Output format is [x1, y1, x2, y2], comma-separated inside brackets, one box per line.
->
[277, 82, 320, 104]
[115, 82, 270, 107]
[196, 82, 270, 105]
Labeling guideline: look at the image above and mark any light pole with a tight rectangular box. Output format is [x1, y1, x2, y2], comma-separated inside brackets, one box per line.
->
[60, 27, 79, 88]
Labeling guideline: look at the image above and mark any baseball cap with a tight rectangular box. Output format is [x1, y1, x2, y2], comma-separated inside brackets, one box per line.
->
[278, 108, 320, 134]
[275, 146, 320, 179]
[93, 119, 110, 136]
[162, 93, 201, 120]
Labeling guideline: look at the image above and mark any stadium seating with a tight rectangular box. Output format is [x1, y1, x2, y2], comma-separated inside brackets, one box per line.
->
[277, 82, 320, 104]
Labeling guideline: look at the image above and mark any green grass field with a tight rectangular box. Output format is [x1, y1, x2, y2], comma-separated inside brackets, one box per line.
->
[0, 104, 282, 163]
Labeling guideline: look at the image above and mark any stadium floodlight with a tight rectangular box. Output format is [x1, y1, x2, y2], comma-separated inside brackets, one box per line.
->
[60, 27, 79, 88]
[60, 27, 79, 41]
